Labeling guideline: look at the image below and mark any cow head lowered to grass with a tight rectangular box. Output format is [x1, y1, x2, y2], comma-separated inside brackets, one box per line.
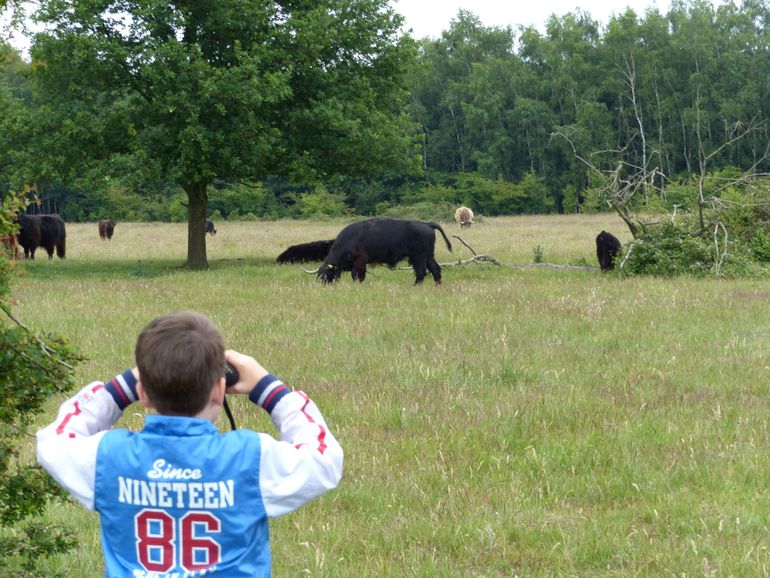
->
[314, 218, 453, 285]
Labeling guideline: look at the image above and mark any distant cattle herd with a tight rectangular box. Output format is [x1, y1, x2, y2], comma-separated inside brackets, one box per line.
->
[2, 208, 625, 277]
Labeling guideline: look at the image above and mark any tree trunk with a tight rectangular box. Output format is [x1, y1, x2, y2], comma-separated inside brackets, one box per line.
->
[183, 182, 209, 269]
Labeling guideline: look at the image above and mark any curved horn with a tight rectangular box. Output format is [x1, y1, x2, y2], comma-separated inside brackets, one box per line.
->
[301, 266, 320, 274]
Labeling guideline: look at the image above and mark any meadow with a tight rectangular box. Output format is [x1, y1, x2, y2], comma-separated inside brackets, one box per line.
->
[10, 215, 770, 577]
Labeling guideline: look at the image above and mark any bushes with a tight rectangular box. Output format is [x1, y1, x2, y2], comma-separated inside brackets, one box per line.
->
[621, 221, 716, 276]
[295, 185, 350, 218]
[0, 192, 81, 576]
[377, 201, 455, 222]
[622, 217, 769, 278]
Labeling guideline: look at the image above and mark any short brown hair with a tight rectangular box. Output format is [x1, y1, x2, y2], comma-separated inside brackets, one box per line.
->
[135, 311, 225, 416]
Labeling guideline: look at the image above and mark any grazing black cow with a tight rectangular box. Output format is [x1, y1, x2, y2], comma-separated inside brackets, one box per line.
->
[596, 230, 622, 272]
[98, 219, 117, 240]
[277, 240, 335, 264]
[317, 218, 452, 284]
[206, 219, 217, 236]
[17, 214, 66, 260]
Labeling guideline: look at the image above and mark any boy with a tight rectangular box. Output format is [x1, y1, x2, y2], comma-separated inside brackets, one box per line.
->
[37, 311, 343, 577]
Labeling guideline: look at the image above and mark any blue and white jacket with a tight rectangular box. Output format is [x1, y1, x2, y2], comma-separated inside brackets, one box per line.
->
[37, 370, 343, 577]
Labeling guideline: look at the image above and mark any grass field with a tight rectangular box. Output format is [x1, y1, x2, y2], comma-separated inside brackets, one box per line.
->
[9, 215, 770, 577]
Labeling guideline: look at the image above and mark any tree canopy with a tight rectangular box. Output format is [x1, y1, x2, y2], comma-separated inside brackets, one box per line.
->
[27, 0, 418, 267]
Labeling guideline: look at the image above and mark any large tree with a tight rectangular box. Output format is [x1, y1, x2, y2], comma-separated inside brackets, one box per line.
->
[28, 0, 417, 268]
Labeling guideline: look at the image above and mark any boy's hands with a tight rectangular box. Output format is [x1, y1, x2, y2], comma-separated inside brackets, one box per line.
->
[224, 350, 269, 395]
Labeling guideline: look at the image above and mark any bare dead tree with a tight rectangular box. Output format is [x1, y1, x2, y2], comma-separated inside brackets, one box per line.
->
[622, 53, 649, 204]
[691, 115, 770, 235]
[554, 125, 663, 239]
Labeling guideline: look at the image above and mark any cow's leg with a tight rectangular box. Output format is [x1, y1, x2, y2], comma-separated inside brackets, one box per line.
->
[427, 256, 442, 285]
[352, 260, 367, 282]
[599, 251, 609, 271]
[412, 258, 428, 284]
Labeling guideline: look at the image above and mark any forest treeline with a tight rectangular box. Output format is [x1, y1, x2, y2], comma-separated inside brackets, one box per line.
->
[1, 0, 769, 224]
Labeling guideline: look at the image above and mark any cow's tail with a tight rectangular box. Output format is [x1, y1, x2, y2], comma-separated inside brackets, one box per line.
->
[57, 222, 66, 258]
[429, 222, 452, 252]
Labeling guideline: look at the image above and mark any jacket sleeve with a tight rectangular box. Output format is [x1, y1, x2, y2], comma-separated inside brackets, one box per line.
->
[36, 370, 138, 510]
[249, 375, 343, 517]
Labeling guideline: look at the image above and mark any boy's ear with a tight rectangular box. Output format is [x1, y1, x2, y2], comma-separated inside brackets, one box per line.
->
[211, 377, 226, 407]
[136, 381, 155, 410]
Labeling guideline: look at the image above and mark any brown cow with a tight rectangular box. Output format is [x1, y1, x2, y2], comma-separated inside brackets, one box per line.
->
[98, 219, 117, 240]
[454, 206, 474, 229]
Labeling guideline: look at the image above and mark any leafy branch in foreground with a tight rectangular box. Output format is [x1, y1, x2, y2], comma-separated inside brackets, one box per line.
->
[0, 192, 82, 577]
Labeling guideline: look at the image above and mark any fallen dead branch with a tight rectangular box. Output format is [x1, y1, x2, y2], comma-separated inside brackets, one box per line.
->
[394, 236, 598, 272]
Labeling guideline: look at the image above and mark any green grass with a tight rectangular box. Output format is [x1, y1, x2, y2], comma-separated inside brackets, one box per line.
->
[8, 216, 770, 576]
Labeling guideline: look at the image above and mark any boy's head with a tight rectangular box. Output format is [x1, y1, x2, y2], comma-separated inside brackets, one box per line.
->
[135, 311, 225, 416]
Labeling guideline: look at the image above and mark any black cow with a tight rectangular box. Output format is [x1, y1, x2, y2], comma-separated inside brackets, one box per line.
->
[17, 214, 66, 260]
[596, 230, 621, 272]
[277, 240, 335, 264]
[206, 219, 217, 236]
[317, 218, 452, 284]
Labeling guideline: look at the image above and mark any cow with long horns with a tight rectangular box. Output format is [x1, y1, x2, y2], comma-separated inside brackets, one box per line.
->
[311, 218, 452, 284]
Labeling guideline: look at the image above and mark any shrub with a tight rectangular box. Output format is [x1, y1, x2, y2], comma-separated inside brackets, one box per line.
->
[622, 221, 713, 276]
[377, 201, 454, 222]
[0, 191, 81, 576]
[621, 218, 768, 278]
[296, 185, 350, 218]
[532, 245, 544, 264]
[749, 232, 770, 262]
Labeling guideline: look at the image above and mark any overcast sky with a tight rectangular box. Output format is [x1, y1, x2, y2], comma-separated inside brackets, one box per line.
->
[393, 0, 678, 38]
[6, 0, 728, 59]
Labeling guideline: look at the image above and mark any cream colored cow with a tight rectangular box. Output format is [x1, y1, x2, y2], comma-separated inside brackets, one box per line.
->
[454, 206, 474, 229]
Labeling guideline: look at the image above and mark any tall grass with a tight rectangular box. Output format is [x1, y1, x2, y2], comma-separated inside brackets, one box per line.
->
[9, 216, 770, 576]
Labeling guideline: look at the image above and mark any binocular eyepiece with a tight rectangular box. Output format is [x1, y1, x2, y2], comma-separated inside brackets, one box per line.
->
[225, 362, 239, 387]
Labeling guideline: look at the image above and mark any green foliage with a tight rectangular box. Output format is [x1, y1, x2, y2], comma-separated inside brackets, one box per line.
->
[717, 182, 770, 263]
[0, 519, 76, 577]
[377, 201, 454, 222]
[621, 212, 769, 278]
[295, 185, 350, 219]
[621, 221, 715, 276]
[749, 232, 770, 262]
[395, 171, 554, 217]
[168, 192, 189, 223]
[0, 191, 81, 576]
[532, 245, 544, 264]
[208, 182, 280, 221]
